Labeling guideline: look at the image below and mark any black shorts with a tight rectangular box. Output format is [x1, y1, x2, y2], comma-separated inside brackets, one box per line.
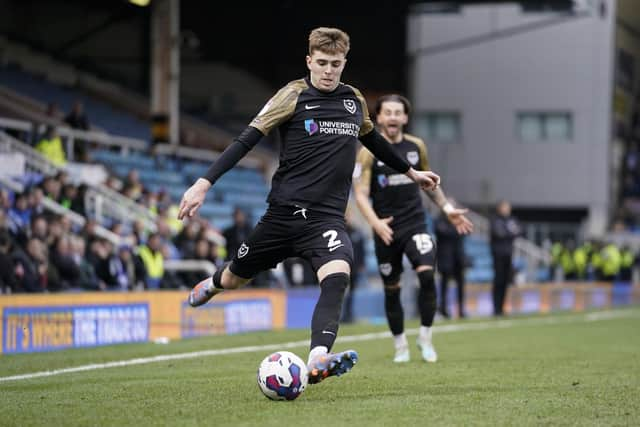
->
[373, 224, 436, 285]
[228, 204, 353, 279]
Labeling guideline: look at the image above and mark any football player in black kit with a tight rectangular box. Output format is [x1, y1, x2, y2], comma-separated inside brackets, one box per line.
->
[354, 94, 473, 363]
[178, 28, 440, 385]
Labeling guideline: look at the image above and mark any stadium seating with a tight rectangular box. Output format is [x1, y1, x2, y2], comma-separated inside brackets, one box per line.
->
[0, 65, 151, 141]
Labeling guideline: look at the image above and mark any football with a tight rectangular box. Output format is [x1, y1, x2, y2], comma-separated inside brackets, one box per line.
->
[257, 351, 309, 401]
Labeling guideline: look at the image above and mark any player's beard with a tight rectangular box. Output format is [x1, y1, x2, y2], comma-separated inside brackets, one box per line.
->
[383, 124, 402, 141]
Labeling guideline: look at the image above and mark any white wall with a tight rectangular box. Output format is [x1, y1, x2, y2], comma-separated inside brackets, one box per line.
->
[408, 1, 616, 235]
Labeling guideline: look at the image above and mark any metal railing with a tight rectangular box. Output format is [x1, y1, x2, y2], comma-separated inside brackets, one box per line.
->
[465, 209, 551, 282]
[0, 129, 157, 231]
[0, 174, 123, 245]
[0, 116, 148, 160]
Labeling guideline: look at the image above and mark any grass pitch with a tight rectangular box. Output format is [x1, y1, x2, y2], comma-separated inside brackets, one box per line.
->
[1, 308, 639, 427]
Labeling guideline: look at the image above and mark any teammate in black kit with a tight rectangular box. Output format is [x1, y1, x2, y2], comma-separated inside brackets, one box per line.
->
[178, 28, 440, 384]
[353, 94, 472, 363]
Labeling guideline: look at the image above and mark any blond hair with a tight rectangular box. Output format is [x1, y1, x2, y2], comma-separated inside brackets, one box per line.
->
[309, 27, 350, 56]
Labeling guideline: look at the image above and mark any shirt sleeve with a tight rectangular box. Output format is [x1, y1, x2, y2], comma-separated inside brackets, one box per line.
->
[249, 82, 303, 135]
[353, 147, 374, 192]
[405, 134, 430, 171]
[202, 126, 263, 184]
[348, 85, 375, 136]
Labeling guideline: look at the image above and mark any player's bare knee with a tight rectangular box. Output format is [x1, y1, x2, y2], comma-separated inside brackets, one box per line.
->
[384, 282, 401, 292]
[415, 265, 433, 274]
[317, 260, 351, 283]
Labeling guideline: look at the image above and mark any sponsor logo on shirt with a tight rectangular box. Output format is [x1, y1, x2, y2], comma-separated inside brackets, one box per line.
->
[305, 119, 319, 135]
[378, 174, 413, 188]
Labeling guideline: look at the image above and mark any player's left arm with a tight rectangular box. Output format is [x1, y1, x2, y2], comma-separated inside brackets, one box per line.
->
[410, 135, 473, 235]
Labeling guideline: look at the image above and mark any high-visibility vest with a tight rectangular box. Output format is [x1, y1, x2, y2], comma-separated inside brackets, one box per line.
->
[574, 248, 588, 277]
[138, 245, 164, 279]
[551, 243, 563, 266]
[621, 250, 635, 269]
[560, 249, 575, 275]
[36, 137, 67, 166]
[601, 244, 621, 277]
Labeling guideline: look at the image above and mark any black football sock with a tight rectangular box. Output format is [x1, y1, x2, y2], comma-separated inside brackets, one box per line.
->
[211, 263, 228, 289]
[310, 273, 349, 352]
[418, 269, 437, 327]
[384, 285, 404, 336]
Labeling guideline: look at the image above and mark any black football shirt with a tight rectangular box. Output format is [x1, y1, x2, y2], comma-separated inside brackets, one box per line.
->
[354, 134, 429, 232]
[249, 77, 374, 218]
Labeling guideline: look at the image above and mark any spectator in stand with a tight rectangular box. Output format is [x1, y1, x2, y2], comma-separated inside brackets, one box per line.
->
[223, 207, 252, 261]
[64, 101, 91, 162]
[599, 242, 622, 281]
[50, 235, 80, 290]
[30, 215, 48, 242]
[70, 183, 88, 217]
[13, 237, 48, 292]
[0, 189, 11, 211]
[41, 175, 62, 202]
[60, 184, 78, 210]
[619, 245, 635, 282]
[132, 219, 148, 246]
[65, 100, 90, 130]
[55, 171, 70, 187]
[179, 238, 211, 286]
[7, 192, 32, 238]
[123, 169, 144, 202]
[138, 232, 164, 289]
[174, 219, 200, 258]
[69, 235, 102, 290]
[115, 243, 146, 290]
[0, 208, 8, 234]
[155, 216, 180, 260]
[46, 215, 66, 250]
[81, 219, 100, 248]
[36, 126, 67, 167]
[0, 231, 18, 293]
[28, 187, 46, 217]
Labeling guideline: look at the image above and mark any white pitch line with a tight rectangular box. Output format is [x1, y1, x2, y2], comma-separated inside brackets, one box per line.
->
[0, 309, 636, 383]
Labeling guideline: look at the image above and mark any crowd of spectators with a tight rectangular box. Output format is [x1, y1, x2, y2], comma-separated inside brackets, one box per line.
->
[0, 165, 235, 294]
[549, 238, 636, 283]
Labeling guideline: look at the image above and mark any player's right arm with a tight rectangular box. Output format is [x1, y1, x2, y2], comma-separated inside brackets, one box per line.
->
[353, 148, 394, 245]
[178, 84, 299, 219]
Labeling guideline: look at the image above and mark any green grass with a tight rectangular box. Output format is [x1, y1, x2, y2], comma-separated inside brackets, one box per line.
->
[1, 308, 639, 427]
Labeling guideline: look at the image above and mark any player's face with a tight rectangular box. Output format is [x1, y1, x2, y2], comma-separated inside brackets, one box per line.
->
[306, 50, 346, 92]
[376, 101, 408, 141]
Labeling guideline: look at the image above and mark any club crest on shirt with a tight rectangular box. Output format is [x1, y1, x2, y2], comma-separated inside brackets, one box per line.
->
[407, 151, 419, 165]
[237, 243, 249, 258]
[379, 263, 392, 276]
[343, 99, 356, 114]
[377, 174, 389, 188]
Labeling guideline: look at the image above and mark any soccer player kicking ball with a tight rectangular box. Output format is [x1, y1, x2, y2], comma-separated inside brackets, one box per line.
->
[178, 28, 440, 384]
[353, 94, 473, 363]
